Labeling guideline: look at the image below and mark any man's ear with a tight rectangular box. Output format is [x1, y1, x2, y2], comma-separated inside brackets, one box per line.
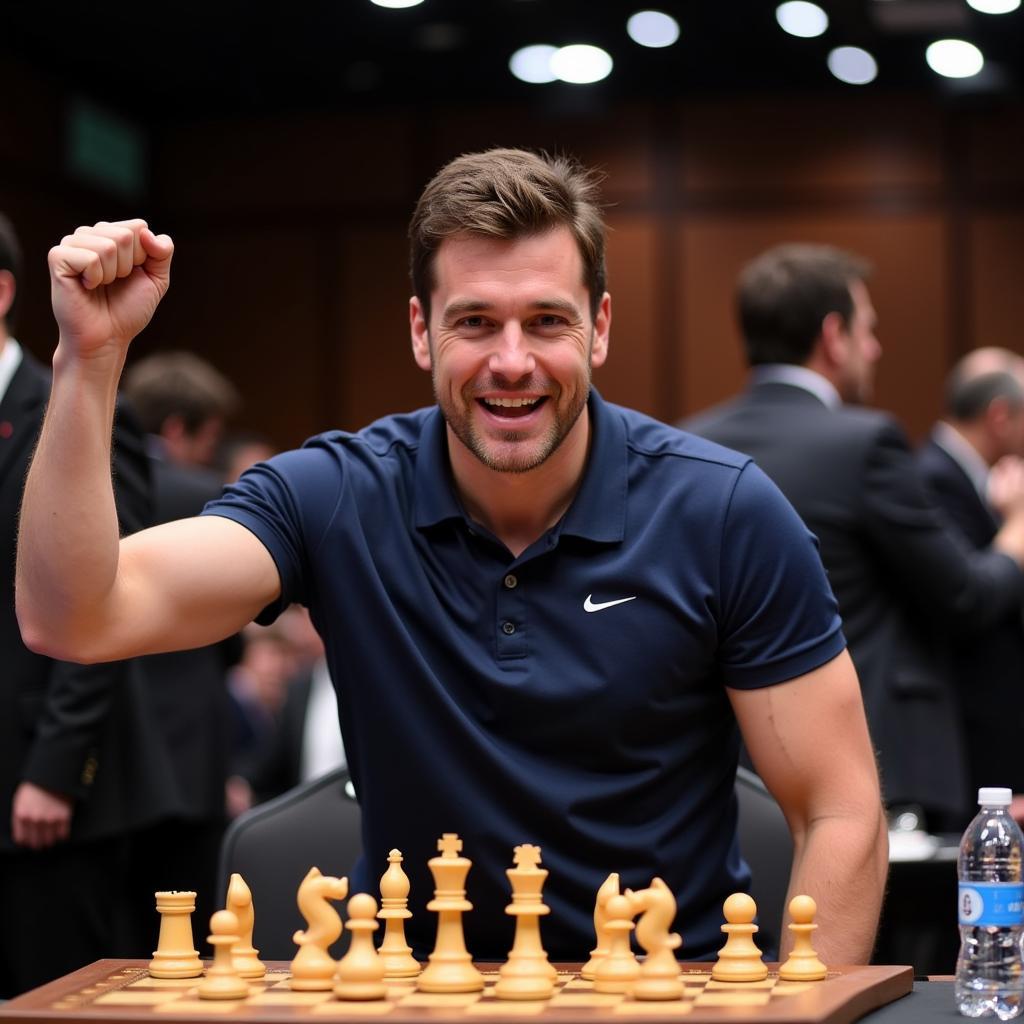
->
[0, 270, 16, 324]
[590, 292, 611, 369]
[410, 296, 432, 372]
[818, 311, 847, 368]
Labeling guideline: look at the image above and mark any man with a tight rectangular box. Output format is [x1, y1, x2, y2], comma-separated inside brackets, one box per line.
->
[686, 244, 1024, 833]
[17, 151, 886, 964]
[0, 214, 156, 995]
[917, 348, 1024, 801]
[118, 350, 242, 951]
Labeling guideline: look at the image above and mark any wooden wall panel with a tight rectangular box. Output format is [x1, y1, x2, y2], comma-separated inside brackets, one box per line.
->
[967, 214, 1024, 356]
[677, 98, 944, 198]
[139, 226, 323, 448]
[676, 213, 950, 440]
[334, 226, 432, 432]
[964, 109, 1024, 192]
[594, 214, 659, 414]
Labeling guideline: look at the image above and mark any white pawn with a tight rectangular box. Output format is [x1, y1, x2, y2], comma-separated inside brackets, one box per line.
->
[778, 895, 827, 982]
[711, 893, 768, 982]
[593, 893, 640, 993]
[197, 911, 250, 1001]
[334, 893, 387, 1000]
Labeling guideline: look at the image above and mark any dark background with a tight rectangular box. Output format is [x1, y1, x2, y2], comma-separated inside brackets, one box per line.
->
[2, 0, 1023, 444]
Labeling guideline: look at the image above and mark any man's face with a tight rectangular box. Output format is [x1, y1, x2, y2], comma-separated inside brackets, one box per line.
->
[835, 279, 881, 405]
[410, 227, 610, 474]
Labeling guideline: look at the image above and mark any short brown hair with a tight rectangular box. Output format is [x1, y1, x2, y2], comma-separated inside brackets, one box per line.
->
[738, 244, 871, 366]
[122, 351, 240, 436]
[409, 148, 607, 321]
[0, 213, 23, 328]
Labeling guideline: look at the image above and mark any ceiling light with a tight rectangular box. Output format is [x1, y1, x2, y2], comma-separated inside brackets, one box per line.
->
[626, 10, 680, 48]
[369, 0, 424, 8]
[925, 38, 985, 78]
[827, 46, 878, 85]
[966, 0, 1021, 12]
[509, 45, 558, 84]
[550, 44, 614, 84]
[775, 1, 829, 38]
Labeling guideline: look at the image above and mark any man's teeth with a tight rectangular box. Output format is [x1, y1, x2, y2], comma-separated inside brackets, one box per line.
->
[483, 397, 540, 408]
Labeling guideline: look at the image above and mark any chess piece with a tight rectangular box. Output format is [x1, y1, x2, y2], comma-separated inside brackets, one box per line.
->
[334, 893, 388, 1000]
[148, 890, 203, 979]
[378, 849, 420, 978]
[628, 878, 683, 1000]
[581, 872, 620, 981]
[417, 833, 485, 993]
[227, 873, 266, 979]
[197, 910, 250, 1000]
[778, 895, 828, 981]
[494, 844, 557, 1000]
[290, 866, 349, 990]
[711, 892, 768, 982]
[593, 893, 640, 993]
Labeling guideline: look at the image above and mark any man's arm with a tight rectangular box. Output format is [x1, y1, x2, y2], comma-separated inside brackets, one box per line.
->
[16, 219, 280, 662]
[729, 650, 888, 965]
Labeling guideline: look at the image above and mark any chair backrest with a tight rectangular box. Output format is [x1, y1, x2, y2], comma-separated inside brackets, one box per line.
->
[218, 767, 362, 959]
[735, 765, 793, 956]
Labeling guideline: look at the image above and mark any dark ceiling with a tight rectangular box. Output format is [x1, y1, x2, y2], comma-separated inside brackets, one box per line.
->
[5, 0, 1024, 122]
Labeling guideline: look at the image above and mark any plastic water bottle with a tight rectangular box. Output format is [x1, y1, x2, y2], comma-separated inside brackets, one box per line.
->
[956, 787, 1024, 1019]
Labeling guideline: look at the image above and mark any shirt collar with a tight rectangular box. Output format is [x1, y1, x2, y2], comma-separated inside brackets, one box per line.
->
[413, 389, 626, 544]
[0, 338, 24, 406]
[931, 421, 991, 501]
[749, 364, 842, 410]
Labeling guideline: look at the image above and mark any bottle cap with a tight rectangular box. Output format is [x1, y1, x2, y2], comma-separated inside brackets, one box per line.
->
[978, 787, 1013, 806]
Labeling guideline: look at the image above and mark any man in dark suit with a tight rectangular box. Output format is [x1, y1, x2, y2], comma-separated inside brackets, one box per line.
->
[686, 244, 1024, 832]
[0, 215, 159, 995]
[917, 348, 1024, 801]
[119, 352, 241, 949]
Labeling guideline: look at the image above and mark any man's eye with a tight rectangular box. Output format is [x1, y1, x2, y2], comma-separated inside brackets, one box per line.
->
[460, 316, 486, 328]
[536, 315, 563, 327]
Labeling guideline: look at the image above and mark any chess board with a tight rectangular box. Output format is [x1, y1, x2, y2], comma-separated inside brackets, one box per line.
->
[0, 961, 912, 1024]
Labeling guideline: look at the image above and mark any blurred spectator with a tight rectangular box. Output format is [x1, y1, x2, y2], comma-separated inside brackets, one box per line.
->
[217, 430, 277, 484]
[918, 348, 1024, 807]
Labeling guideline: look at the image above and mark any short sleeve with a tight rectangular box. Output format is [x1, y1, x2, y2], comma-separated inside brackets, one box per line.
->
[200, 446, 341, 624]
[716, 461, 845, 689]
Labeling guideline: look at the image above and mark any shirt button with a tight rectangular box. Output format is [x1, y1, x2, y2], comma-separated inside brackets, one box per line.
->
[504, 574, 518, 590]
[502, 621, 516, 635]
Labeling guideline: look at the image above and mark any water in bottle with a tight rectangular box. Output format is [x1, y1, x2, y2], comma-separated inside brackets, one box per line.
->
[956, 787, 1024, 1020]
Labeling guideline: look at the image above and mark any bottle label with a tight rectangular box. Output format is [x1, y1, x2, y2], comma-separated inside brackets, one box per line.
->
[958, 883, 1024, 926]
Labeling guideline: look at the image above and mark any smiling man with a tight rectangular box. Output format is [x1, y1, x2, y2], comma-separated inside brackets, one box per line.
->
[16, 150, 885, 965]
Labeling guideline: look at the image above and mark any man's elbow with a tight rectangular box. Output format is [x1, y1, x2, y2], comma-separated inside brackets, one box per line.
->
[15, 602, 104, 664]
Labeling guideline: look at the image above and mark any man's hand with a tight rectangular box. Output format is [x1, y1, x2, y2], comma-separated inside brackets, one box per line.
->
[48, 219, 173, 361]
[11, 781, 73, 849]
[988, 456, 1024, 520]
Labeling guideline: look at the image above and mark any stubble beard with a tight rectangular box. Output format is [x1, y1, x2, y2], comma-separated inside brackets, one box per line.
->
[434, 371, 592, 475]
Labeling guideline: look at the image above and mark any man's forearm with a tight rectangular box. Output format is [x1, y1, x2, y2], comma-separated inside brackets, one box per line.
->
[784, 805, 889, 964]
[16, 344, 128, 658]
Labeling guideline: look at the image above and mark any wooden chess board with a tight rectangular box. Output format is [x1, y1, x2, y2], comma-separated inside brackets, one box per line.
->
[0, 961, 912, 1024]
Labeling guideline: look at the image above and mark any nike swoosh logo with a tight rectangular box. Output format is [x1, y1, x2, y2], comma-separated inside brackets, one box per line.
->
[584, 594, 638, 613]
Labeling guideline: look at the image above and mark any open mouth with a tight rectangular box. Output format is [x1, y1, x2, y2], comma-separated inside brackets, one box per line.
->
[478, 396, 548, 419]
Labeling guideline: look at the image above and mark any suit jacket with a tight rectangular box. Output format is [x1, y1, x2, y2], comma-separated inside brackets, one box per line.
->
[131, 453, 233, 822]
[917, 436, 1024, 794]
[0, 350, 181, 848]
[686, 382, 1024, 827]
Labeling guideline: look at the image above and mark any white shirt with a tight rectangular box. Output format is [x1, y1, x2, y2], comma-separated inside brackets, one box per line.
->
[749, 363, 842, 410]
[300, 658, 347, 782]
[0, 338, 23, 406]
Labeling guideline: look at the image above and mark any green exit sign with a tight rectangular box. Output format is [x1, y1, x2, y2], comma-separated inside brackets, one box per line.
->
[67, 97, 147, 200]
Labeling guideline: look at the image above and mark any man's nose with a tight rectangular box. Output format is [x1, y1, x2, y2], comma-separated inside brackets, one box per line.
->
[488, 322, 536, 379]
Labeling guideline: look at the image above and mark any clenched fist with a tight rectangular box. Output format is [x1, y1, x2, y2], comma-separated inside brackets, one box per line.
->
[48, 219, 173, 361]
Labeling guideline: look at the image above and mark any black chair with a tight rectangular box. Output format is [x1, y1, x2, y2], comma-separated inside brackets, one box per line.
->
[218, 765, 792, 962]
[217, 768, 361, 959]
[735, 765, 794, 957]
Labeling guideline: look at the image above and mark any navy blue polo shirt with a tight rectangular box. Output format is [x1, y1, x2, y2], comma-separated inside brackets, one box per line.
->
[203, 390, 843, 961]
